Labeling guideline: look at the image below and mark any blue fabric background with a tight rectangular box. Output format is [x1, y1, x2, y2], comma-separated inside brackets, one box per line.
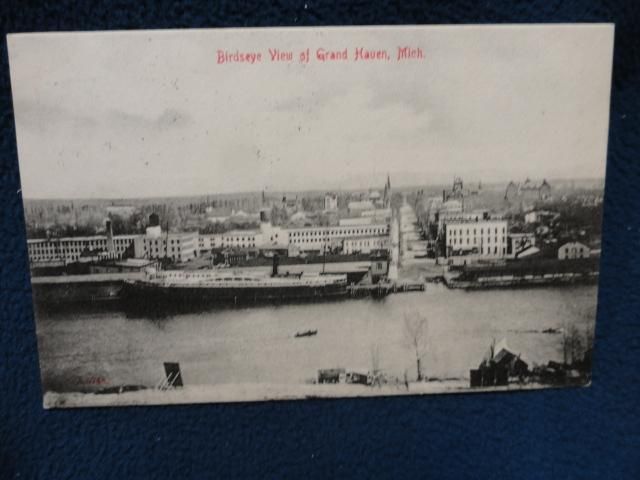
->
[0, 1, 638, 478]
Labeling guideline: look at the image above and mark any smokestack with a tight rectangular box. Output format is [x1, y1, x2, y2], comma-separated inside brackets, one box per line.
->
[442, 189, 446, 202]
[272, 253, 279, 277]
[105, 219, 115, 255]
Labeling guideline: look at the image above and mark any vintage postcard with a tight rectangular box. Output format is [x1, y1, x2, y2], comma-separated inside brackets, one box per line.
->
[8, 25, 613, 408]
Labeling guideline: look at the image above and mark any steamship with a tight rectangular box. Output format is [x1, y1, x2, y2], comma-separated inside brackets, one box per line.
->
[122, 260, 349, 305]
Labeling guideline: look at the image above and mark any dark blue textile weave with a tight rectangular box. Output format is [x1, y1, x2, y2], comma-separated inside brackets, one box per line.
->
[0, 1, 638, 478]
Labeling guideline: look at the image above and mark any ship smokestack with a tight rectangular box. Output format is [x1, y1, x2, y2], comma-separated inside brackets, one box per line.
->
[272, 253, 279, 277]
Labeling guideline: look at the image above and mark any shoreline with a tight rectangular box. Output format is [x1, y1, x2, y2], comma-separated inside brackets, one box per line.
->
[43, 380, 583, 409]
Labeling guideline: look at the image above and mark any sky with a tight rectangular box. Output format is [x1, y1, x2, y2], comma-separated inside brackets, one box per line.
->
[8, 25, 614, 199]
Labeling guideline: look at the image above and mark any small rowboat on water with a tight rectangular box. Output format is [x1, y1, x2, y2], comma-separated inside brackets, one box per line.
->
[295, 329, 318, 338]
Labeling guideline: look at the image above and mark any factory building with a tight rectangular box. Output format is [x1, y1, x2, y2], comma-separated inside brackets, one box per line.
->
[198, 234, 223, 252]
[286, 224, 389, 253]
[133, 223, 198, 263]
[221, 230, 259, 249]
[343, 236, 390, 255]
[27, 220, 136, 264]
[27, 235, 138, 264]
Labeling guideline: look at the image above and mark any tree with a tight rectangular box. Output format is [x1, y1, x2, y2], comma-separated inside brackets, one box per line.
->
[403, 311, 429, 381]
[562, 324, 584, 366]
[369, 344, 383, 387]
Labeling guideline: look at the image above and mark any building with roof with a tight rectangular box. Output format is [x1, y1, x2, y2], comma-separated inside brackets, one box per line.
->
[505, 178, 551, 202]
[27, 220, 137, 265]
[444, 218, 508, 258]
[133, 230, 198, 263]
[343, 236, 390, 255]
[198, 234, 223, 252]
[436, 210, 490, 236]
[558, 241, 590, 260]
[221, 230, 260, 249]
[286, 223, 389, 253]
[27, 234, 138, 265]
[324, 193, 338, 211]
[506, 232, 538, 259]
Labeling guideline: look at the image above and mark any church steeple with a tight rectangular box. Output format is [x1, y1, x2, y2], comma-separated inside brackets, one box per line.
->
[383, 174, 392, 208]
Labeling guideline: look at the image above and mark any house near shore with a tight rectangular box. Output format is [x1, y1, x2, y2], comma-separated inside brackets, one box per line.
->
[470, 339, 529, 388]
[557, 241, 590, 260]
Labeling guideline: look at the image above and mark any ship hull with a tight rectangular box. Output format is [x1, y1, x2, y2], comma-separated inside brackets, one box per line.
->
[122, 281, 349, 307]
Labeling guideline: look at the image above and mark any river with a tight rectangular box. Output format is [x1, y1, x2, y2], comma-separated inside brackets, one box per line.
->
[36, 284, 597, 393]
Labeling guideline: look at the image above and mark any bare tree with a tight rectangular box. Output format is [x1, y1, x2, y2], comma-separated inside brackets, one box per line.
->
[370, 344, 382, 373]
[403, 311, 429, 381]
[562, 324, 584, 365]
[370, 344, 383, 387]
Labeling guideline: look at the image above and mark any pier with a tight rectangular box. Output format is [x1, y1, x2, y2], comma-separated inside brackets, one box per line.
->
[31, 272, 144, 304]
[347, 281, 425, 298]
[443, 258, 600, 290]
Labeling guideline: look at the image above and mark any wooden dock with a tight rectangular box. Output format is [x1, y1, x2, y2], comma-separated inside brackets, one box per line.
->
[347, 281, 425, 298]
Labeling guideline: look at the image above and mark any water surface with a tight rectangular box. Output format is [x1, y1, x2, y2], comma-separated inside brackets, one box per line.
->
[36, 284, 597, 392]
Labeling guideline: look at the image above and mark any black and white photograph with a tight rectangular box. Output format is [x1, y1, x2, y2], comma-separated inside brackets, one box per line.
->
[8, 24, 613, 408]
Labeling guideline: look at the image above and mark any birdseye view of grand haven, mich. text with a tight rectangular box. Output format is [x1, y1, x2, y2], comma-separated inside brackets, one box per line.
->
[7, 24, 614, 408]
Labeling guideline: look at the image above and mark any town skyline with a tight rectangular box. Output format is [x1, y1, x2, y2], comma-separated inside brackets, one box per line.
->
[21, 173, 605, 201]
